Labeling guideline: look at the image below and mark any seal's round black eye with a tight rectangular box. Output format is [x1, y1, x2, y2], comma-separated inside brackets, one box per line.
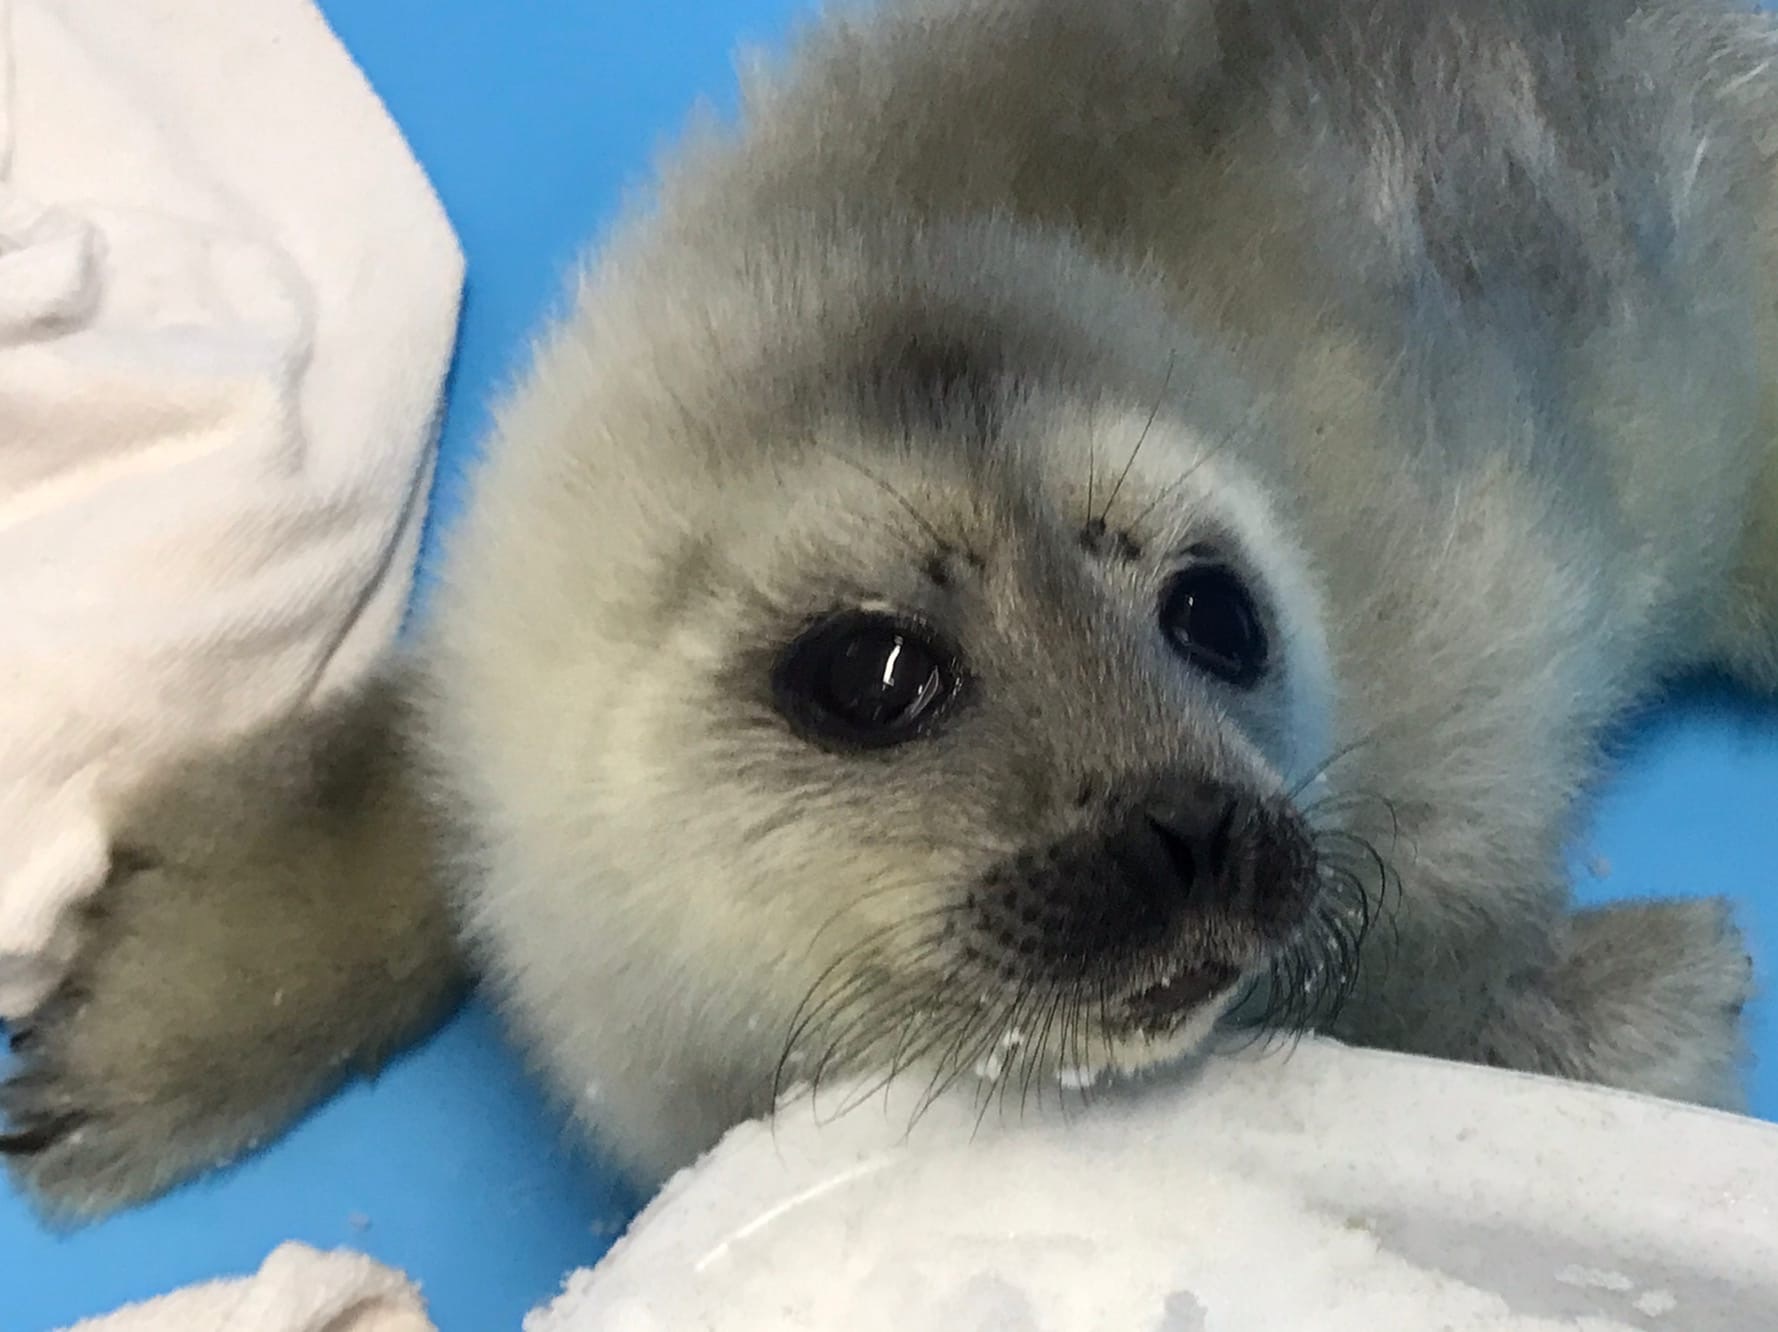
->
[1159, 564, 1268, 688]
[773, 612, 959, 748]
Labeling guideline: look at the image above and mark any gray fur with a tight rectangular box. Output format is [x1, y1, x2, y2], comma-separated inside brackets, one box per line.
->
[2, 681, 465, 1216]
[5, 0, 1774, 1215]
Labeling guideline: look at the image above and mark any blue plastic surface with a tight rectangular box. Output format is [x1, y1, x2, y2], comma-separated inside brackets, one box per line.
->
[1, 4, 1774, 1329]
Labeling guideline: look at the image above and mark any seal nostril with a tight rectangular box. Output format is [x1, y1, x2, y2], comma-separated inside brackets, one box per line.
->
[1145, 815, 1198, 889]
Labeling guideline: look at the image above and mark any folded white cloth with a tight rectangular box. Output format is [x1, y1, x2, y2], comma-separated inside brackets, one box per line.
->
[60, 1243, 435, 1332]
[0, 0, 464, 1015]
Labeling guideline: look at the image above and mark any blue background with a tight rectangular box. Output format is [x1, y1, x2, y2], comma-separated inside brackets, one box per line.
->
[2, 3, 1774, 1329]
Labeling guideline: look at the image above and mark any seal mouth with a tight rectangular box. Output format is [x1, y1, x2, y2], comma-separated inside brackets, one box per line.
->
[1119, 960, 1240, 1034]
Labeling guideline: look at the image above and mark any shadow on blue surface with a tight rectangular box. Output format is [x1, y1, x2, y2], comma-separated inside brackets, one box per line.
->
[2, 3, 1775, 1329]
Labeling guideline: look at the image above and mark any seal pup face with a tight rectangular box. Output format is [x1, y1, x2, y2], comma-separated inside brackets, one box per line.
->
[434, 223, 1376, 1173]
[526, 325, 1362, 1117]
[796, 402, 1352, 1101]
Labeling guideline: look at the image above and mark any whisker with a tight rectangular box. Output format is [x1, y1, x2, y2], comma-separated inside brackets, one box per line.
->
[1227, 815, 1398, 1044]
[1125, 418, 1247, 533]
[804, 889, 961, 955]
[1099, 350, 1177, 526]
[1017, 976, 1069, 1116]
[773, 910, 963, 1105]
[798, 943, 958, 1094]
[1085, 431, 1097, 530]
[975, 983, 1043, 1134]
[916, 1009, 1012, 1129]
[1286, 730, 1391, 802]
[826, 986, 955, 1119]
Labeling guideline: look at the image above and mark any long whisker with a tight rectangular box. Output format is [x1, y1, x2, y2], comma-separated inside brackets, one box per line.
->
[1286, 730, 1391, 801]
[1085, 428, 1097, 530]
[1124, 418, 1247, 533]
[804, 946, 959, 1103]
[973, 983, 1044, 1134]
[1099, 350, 1177, 526]
[1016, 975, 1069, 1116]
[916, 985, 1029, 1129]
[1229, 820, 1397, 1043]
[828, 982, 965, 1119]
[773, 908, 963, 1105]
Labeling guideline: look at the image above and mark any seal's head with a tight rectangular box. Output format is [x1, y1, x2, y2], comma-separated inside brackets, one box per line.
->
[434, 222, 1365, 1177]
[727, 366, 1353, 1102]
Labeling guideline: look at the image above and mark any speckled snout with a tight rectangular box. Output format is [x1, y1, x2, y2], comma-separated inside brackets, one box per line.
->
[965, 780, 1319, 1027]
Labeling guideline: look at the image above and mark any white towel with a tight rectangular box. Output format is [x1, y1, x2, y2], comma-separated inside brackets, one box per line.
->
[0, 0, 464, 1016]
[59, 1243, 436, 1332]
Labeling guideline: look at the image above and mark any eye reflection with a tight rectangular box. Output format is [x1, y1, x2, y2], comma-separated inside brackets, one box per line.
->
[774, 611, 960, 748]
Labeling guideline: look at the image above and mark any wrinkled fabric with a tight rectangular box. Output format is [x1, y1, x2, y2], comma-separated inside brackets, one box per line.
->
[0, 0, 463, 1015]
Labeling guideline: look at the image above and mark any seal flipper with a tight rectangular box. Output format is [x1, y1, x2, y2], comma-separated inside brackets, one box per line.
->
[0, 676, 466, 1220]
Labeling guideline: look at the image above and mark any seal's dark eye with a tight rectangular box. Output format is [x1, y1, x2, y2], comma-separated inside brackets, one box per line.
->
[773, 612, 959, 748]
[1159, 564, 1268, 688]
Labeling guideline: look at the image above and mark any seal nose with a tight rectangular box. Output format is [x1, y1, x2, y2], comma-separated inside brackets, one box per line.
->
[1120, 789, 1299, 921]
[1141, 796, 1245, 888]
[968, 783, 1317, 977]
[1143, 813, 1199, 888]
[1128, 794, 1239, 899]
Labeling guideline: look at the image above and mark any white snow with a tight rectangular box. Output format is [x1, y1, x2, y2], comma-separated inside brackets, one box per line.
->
[527, 1038, 1778, 1331]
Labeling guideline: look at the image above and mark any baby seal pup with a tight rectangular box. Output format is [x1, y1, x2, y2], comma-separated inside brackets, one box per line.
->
[3, 0, 1772, 1215]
